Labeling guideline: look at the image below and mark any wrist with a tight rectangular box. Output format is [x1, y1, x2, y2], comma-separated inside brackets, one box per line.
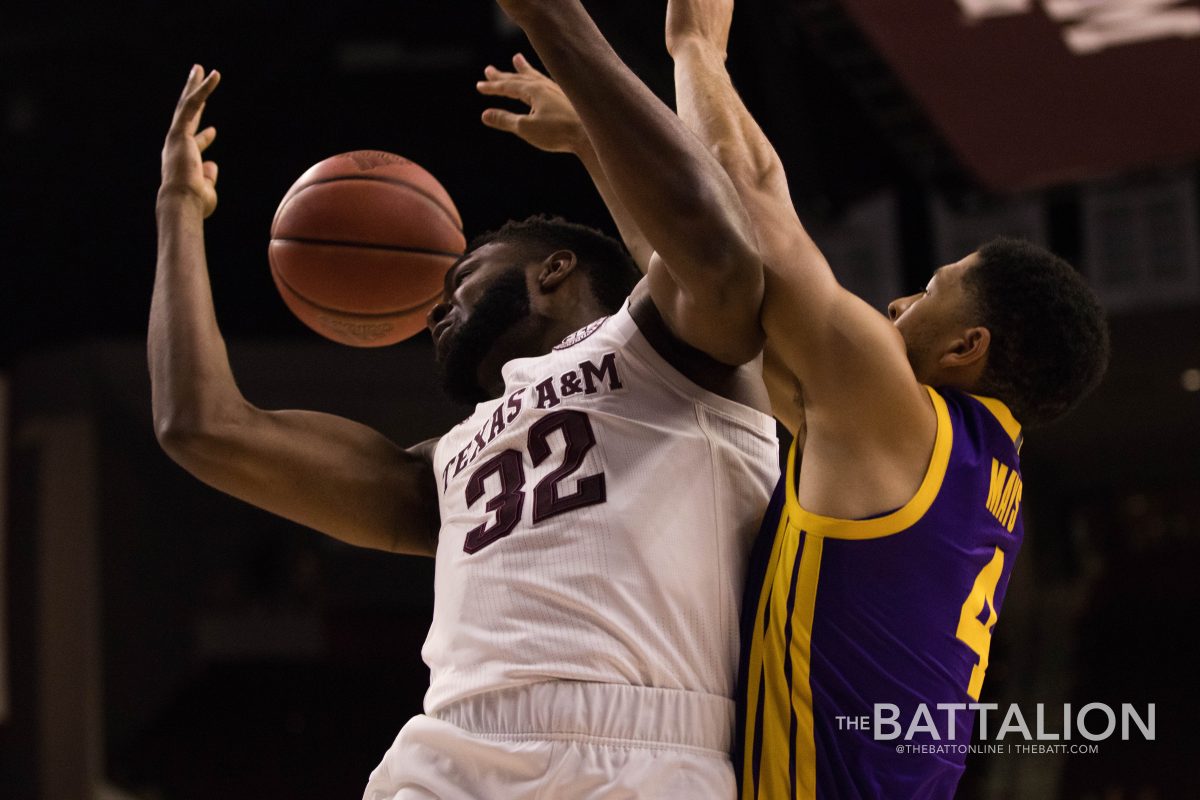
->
[156, 185, 207, 217]
[568, 129, 595, 160]
[668, 35, 727, 63]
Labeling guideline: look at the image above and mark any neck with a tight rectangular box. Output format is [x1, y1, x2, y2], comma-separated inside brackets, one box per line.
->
[476, 304, 608, 397]
[536, 283, 608, 351]
[540, 306, 605, 350]
[923, 361, 988, 393]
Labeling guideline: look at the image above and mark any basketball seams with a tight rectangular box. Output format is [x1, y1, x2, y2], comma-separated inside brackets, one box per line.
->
[278, 174, 464, 235]
[269, 259, 445, 318]
[269, 151, 462, 346]
[272, 237, 463, 259]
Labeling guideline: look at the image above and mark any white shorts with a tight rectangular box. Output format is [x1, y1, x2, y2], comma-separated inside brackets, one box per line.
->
[362, 681, 736, 799]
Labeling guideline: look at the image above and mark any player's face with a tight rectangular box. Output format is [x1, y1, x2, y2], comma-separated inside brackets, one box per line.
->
[428, 241, 535, 403]
[887, 253, 979, 381]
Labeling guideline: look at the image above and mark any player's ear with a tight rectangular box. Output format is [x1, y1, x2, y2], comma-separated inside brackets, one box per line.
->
[537, 250, 579, 291]
[939, 325, 990, 369]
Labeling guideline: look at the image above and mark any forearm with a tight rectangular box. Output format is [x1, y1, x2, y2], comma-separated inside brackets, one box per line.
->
[505, 2, 758, 284]
[149, 195, 247, 440]
[672, 39, 792, 221]
[148, 66, 443, 555]
[672, 36, 838, 341]
[576, 145, 653, 274]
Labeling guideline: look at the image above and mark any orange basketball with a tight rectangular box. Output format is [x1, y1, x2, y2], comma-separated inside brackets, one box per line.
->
[268, 150, 465, 347]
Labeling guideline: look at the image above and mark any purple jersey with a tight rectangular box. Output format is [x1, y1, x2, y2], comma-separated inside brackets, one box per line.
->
[736, 387, 1025, 799]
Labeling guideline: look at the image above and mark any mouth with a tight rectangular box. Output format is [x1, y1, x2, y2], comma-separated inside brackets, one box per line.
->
[432, 317, 453, 343]
[432, 318, 457, 357]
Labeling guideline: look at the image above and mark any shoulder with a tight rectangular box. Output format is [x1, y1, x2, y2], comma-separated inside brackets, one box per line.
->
[942, 389, 1024, 456]
[408, 436, 441, 466]
[626, 284, 771, 414]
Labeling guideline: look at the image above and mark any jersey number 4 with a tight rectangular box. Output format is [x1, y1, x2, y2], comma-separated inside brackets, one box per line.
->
[462, 410, 607, 553]
[956, 546, 1005, 700]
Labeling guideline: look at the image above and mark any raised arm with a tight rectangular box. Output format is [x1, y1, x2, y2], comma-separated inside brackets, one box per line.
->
[150, 66, 439, 556]
[666, 1, 933, 450]
[477, 54, 654, 274]
[496, 0, 764, 366]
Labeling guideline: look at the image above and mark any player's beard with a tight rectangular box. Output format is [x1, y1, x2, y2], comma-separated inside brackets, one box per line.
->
[437, 268, 532, 405]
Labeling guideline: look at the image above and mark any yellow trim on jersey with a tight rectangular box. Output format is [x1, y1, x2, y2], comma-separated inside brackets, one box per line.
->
[967, 393, 1023, 448]
[741, 516, 793, 799]
[784, 386, 953, 540]
[790, 533, 823, 799]
[740, 515, 822, 800]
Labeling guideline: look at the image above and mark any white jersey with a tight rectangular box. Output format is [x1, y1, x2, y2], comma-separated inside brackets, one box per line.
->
[423, 302, 777, 713]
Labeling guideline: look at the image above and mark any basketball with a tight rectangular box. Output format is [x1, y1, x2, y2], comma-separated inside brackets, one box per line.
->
[268, 150, 465, 347]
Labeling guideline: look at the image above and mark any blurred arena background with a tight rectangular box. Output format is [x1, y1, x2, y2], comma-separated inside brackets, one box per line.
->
[1, 1, 1197, 797]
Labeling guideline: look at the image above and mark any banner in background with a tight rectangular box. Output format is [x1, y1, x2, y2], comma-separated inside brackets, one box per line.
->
[838, 0, 1200, 190]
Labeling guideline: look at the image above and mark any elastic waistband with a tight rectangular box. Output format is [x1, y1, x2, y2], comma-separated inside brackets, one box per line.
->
[430, 681, 734, 754]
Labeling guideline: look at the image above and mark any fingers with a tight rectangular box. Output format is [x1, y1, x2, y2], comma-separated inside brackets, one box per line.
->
[174, 64, 204, 108]
[171, 65, 221, 136]
[476, 56, 557, 105]
[203, 161, 219, 187]
[480, 108, 523, 135]
[195, 126, 218, 153]
[479, 54, 545, 84]
[512, 52, 544, 77]
[476, 72, 532, 104]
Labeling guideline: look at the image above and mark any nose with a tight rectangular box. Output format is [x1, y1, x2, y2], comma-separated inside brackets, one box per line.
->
[427, 301, 450, 331]
[888, 293, 916, 321]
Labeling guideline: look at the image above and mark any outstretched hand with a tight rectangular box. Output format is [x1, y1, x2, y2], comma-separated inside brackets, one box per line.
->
[666, 0, 734, 58]
[159, 65, 221, 218]
[476, 54, 588, 156]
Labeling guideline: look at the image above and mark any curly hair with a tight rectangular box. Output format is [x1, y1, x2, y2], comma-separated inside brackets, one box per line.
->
[965, 237, 1110, 427]
[467, 215, 642, 313]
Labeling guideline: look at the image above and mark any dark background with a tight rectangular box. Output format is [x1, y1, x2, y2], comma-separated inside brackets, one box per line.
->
[2, 1, 1198, 798]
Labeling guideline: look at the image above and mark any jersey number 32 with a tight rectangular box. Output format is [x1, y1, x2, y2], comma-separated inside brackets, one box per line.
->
[462, 410, 606, 553]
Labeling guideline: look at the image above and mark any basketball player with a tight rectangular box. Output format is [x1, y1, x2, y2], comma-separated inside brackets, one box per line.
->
[481, 1, 1110, 796]
[153, 60, 778, 799]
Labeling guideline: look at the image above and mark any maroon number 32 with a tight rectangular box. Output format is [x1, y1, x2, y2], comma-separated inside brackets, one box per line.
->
[462, 410, 607, 553]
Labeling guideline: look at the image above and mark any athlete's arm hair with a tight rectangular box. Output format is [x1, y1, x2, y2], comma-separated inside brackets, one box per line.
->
[497, 0, 765, 367]
[150, 66, 440, 556]
[667, 4, 932, 446]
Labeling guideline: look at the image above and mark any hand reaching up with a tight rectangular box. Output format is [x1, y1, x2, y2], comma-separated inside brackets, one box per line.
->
[476, 54, 589, 156]
[159, 65, 222, 218]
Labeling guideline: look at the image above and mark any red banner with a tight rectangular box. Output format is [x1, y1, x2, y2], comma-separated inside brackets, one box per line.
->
[837, 0, 1200, 190]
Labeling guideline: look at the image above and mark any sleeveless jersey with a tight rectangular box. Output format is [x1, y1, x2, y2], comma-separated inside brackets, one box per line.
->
[424, 302, 778, 713]
[736, 387, 1025, 799]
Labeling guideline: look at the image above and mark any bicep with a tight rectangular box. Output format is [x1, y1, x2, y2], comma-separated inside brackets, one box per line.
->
[763, 269, 930, 437]
[718, 153, 933, 443]
[161, 404, 440, 556]
[748, 195, 926, 431]
[645, 251, 764, 366]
